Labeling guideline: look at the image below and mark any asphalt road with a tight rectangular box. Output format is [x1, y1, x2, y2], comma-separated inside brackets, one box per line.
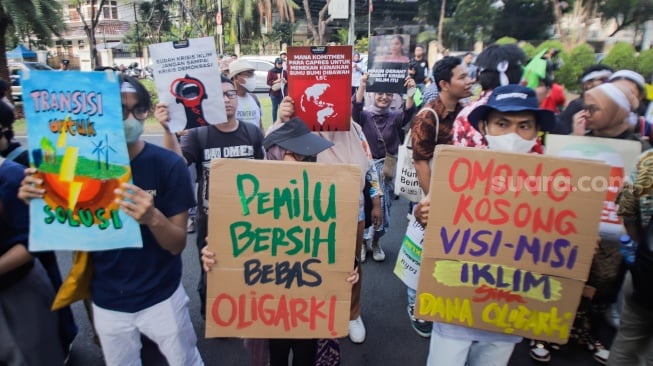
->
[15, 135, 615, 366]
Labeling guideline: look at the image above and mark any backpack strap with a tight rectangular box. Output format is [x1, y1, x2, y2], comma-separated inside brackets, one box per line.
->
[5, 145, 26, 162]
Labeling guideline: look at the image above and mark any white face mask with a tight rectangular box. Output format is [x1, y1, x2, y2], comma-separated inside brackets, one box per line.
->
[124, 117, 144, 145]
[242, 77, 257, 92]
[485, 132, 537, 153]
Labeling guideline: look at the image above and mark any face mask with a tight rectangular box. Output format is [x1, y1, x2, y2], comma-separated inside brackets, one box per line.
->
[485, 132, 537, 153]
[242, 77, 257, 92]
[123, 117, 143, 145]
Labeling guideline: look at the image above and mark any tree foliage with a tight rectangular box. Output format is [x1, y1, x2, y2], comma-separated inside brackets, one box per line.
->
[72, 0, 107, 69]
[534, 40, 564, 56]
[355, 37, 368, 54]
[556, 43, 596, 93]
[265, 21, 294, 50]
[491, 0, 554, 42]
[495, 37, 517, 45]
[0, 0, 65, 85]
[600, 0, 653, 37]
[636, 49, 653, 80]
[448, 0, 501, 49]
[518, 42, 536, 59]
[123, 0, 173, 54]
[602, 42, 637, 71]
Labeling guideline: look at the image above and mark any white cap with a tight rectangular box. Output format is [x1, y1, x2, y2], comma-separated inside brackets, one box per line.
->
[228, 59, 255, 79]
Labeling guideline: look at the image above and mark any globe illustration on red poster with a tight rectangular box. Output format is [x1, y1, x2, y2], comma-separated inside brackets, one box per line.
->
[287, 46, 353, 131]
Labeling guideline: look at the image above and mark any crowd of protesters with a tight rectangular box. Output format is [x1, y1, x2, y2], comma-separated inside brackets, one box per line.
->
[1, 40, 652, 366]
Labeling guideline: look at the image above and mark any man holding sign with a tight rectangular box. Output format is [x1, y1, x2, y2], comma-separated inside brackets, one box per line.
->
[414, 85, 561, 366]
[20, 75, 203, 366]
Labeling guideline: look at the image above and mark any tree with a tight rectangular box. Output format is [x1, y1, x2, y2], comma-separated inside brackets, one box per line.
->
[302, 0, 332, 45]
[355, 37, 368, 53]
[123, 0, 172, 52]
[554, 0, 600, 50]
[491, 0, 554, 41]
[636, 48, 653, 81]
[218, 0, 296, 53]
[448, 0, 501, 50]
[495, 37, 517, 45]
[602, 42, 637, 70]
[519, 41, 536, 59]
[600, 0, 653, 37]
[0, 0, 65, 87]
[138, 0, 172, 44]
[266, 21, 294, 50]
[72, 0, 107, 69]
[556, 43, 595, 93]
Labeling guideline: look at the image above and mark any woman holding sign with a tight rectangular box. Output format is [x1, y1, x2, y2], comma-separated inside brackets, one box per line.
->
[353, 72, 416, 263]
[201, 116, 360, 366]
[414, 85, 556, 366]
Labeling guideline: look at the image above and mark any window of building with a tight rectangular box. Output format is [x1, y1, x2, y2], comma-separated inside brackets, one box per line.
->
[68, 5, 80, 21]
[102, 1, 118, 20]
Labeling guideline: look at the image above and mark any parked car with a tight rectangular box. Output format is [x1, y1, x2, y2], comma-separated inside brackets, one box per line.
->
[239, 56, 276, 93]
[8, 61, 54, 101]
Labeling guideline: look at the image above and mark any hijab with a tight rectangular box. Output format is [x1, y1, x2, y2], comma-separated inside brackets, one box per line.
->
[317, 121, 373, 192]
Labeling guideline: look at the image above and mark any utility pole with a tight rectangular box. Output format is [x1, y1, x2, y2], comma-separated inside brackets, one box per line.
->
[133, 2, 142, 66]
[368, 0, 372, 40]
[217, 0, 224, 55]
[348, 0, 355, 45]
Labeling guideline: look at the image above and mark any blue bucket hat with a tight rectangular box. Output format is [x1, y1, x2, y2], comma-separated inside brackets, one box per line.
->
[468, 84, 556, 133]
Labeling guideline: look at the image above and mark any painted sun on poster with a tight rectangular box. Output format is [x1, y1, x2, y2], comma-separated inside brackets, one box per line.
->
[22, 70, 142, 251]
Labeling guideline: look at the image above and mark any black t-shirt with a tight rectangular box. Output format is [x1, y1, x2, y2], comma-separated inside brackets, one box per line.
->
[181, 122, 264, 215]
[409, 57, 429, 84]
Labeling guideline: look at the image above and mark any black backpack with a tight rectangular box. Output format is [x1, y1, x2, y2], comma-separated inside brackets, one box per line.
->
[631, 217, 653, 309]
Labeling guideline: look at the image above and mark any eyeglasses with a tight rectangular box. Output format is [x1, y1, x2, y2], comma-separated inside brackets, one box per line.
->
[122, 105, 149, 121]
[582, 104, 601, 116]
[223, 90, 238, 99]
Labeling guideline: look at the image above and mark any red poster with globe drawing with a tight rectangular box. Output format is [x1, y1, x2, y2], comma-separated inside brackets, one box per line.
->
[287, 46, 352, 131]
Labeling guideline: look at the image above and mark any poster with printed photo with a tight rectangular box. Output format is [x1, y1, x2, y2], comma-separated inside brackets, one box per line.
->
[149, 37, 225, 132]
[287, 46, 352, 131]
[366, 34, 410, 94]
[21, 70, 142, 251]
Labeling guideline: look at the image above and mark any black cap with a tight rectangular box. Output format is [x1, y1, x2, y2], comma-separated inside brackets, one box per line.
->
[263, 118, 334, 156]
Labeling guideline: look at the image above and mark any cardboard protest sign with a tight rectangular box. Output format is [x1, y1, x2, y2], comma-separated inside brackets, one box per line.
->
[287, 46, 352, 131]
[366, 34, 410, 94]
[205, 159, 360, 338]
[149, 37, 225, 132]
[416, 146, 610, 343]
[546, 135, 641, 242]
[22, 70, 142, 251]
[394, 216, 424, 290]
